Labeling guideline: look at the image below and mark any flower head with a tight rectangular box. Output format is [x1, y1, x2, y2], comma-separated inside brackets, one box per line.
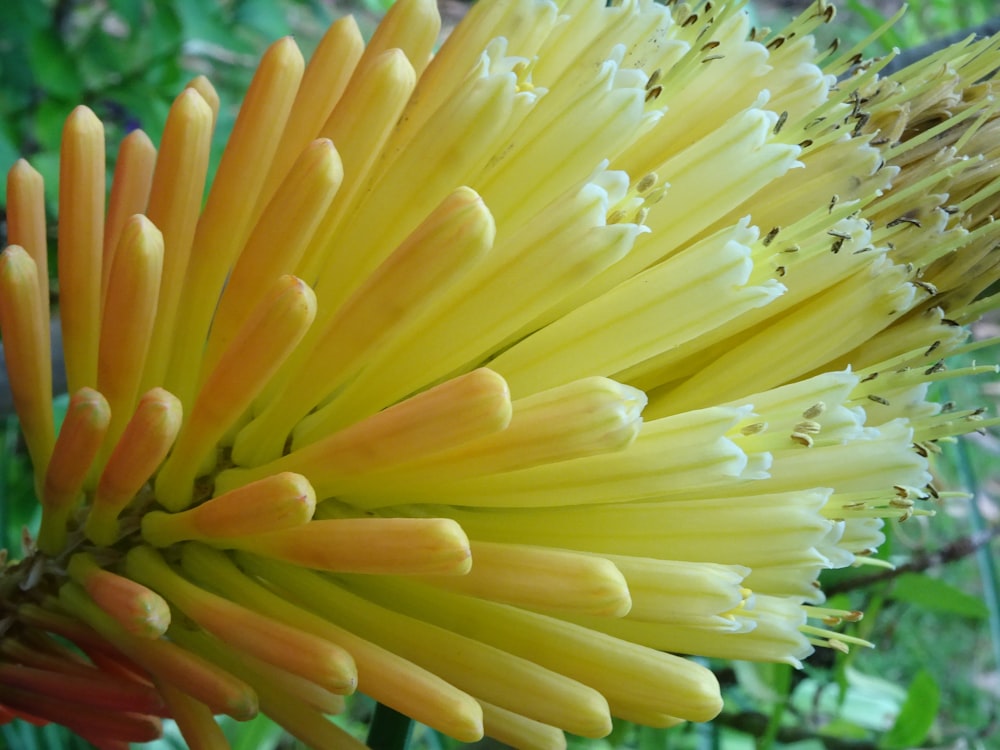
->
[2, 0, 999, 747]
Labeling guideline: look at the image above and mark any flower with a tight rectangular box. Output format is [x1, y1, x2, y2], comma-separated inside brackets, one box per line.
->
[1, 0, 999, 747]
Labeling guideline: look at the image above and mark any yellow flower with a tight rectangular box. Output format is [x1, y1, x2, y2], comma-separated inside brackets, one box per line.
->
[1, 0, 999, 747]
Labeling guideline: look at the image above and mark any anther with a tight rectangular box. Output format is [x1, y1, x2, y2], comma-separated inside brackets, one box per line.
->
[740, 422, 768, 436]
[887, 216, 922, 228]
[790, 432, 814, 447]
[774, 110, 788, 134]
[802, 402, 826, 420]
[636, 173, 657, 193]
[794, 420, 822, 435]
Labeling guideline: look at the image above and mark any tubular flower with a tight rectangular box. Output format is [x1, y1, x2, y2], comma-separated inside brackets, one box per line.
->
[2, 0, 1000, 747]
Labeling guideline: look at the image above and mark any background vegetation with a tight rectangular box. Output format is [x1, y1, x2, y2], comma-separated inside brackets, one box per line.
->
[0, 0, 998, 748]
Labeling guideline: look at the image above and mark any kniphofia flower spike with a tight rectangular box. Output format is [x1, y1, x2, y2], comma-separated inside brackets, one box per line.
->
[2, 0, 1000, 747]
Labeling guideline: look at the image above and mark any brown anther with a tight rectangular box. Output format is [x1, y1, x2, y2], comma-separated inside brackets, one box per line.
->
[926, 484, 940, 499]
[890, 497, 914, 509]
[766, 36, 785, 50]
[849, 91, 861, 117]
[924, 340, 941, 356]
[853, 245, 875, 254]
[645, 185, 667, 205]
[636, 173, 657, 193]
[794, 420, 822, 435]
[774, 110, 788, 135]
[828, 194, 839, 213]
[740, 422, 768, 436]
[830, 237, 845, 253]
[798, 138, 814, 148]
[790, 431, 814, 447]
[702, 54, 724, 62]
[924, 361, 946, 375]
[802, 402, 826, 420]
[647, 68, 662, 88]
[682, 13, 699, 27]
[645, 85, 663, 102]
[860, 371, 879, 382]
[941, 318, 960, 326]
[823, 616, 842, 626]
[913, 280, 938, 295]
[844, 502, 867, 510]
[898, 510, 913, 522]
[913, 443, 929, 458]
[700, 41, 720, 52]
[762, 226, 781, 246]
[887, 216, 922, 229]
[941, 401, 955, 412]
[867, 394, 890, 406]
[782, 244, 801, 253]
[607, 209, 627, 224]
[775, 265, 786, 277]
[852, 112, 870, 137]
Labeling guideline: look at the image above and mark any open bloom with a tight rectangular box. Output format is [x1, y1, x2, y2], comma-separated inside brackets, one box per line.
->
[2, 0, 999, 747]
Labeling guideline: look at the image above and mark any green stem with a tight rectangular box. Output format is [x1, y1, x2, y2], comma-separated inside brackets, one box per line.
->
[757, 664, 792, 750]
[366, 703, 414, 750]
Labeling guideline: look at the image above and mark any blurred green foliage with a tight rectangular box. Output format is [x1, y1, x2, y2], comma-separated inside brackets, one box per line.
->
[846, 0, 996, 54]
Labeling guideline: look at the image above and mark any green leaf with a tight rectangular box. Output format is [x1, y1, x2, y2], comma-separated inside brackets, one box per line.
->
[892, 572, 989, 619]
[27, 28, 84, 100]
[879, 670, 939, 750]
[33, 99, 71, 153]
[142, 3, 185, 58]
[173, 0, 254, 53]
[107, 0, 149, 29]
[234, 0, 292, 40]
[0, 126, 20, 202]
[820, 718, 872, 740]
[224, 712, 286, 750]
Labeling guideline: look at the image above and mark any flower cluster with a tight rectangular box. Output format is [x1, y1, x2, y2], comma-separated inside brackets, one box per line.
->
[1, 0, 999, 747]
